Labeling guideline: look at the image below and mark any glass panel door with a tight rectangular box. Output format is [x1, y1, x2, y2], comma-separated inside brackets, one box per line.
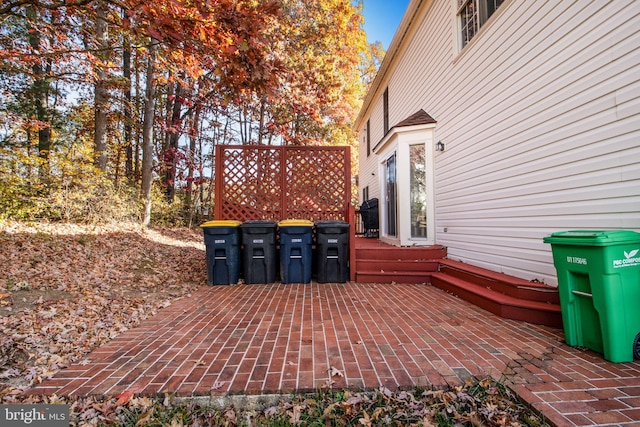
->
[410, 144, 427, 238]
[385, 153, 397, 236]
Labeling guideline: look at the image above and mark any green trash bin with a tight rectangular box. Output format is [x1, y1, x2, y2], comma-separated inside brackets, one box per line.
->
[543, 230, 640, 362]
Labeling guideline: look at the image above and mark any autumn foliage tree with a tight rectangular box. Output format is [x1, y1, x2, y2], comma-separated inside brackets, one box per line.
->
[0, 0, 377, 225]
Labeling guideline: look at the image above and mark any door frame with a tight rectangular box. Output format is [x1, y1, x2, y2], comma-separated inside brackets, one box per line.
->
[375, 124, 436, 246]
[384, 152, 397, 237]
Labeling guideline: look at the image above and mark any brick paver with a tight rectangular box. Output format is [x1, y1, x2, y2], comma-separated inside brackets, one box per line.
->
[29, 283, 640, 426]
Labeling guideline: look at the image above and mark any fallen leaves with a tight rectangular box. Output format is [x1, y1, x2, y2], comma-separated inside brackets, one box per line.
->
[210, 381, 225, 391]
[270, 381, 548, 427]
[0, 221, 206, 391]
[0, 293, 10, 305]
[329, 366, 344, 378]
[116, 390, 134, 406]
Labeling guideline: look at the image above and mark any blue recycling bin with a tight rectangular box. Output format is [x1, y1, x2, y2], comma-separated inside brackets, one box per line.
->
[200, 220, 241, 285]
[279, 220, 313, 284]
[315, 220, 350, 283]
[240, 220, 278, 284]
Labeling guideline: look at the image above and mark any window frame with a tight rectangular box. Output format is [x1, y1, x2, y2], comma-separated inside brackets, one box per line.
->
[457, 0, 504, 49]
[383, 87, 389, 135]
[366, 119, 371, 157]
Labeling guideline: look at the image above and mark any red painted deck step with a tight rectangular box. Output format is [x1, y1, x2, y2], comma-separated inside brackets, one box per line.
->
[430, 273, 562, 327]
[354, 239, 561, 327]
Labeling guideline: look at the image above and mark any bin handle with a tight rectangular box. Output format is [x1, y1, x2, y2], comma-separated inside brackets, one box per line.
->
[572, 290, 592, 298]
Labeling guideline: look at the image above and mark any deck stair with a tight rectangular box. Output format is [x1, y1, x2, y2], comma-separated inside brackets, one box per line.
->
[431, 259, 562, 327]
[354, 241, 446, 284]
[353, 238, 562, 327]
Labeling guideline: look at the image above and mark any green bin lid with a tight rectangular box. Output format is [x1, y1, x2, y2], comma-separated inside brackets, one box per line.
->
[200, 220, 242, 228]
[543, 230, 640, 246]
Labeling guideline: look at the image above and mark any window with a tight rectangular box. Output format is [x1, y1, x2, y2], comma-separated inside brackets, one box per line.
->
[383, 87, 389, 135]
[410, 144, 427, 239]
[363, 186, 369, 203]
[366, 119, 371, 157]
[458, 0, 504, 48]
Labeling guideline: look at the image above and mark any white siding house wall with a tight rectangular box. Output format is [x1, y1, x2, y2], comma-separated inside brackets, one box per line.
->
[357, 0, 640, 285]
[358, 101, 385, 200]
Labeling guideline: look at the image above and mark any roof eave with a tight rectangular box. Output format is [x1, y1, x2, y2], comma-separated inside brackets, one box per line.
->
[372, 122, 437, 154]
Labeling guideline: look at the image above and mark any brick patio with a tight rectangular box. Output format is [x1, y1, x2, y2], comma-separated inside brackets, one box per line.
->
[29, 282, 640, 426]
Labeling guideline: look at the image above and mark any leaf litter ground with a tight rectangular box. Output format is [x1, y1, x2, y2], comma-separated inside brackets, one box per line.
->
[0, 221, 550, 426]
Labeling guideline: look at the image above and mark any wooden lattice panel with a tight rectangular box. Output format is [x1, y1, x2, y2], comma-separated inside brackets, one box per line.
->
[215, 145, 350, 223]
[285, 148, 348, 221]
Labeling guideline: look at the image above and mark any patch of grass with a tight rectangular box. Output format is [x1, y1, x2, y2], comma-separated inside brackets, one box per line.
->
[6, 279, 32, 292]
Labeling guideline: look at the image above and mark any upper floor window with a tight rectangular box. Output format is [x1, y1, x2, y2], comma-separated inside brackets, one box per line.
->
[366, 119, 371, 157]
[458, 0, 504, 48]
[383, 87, 389, 135]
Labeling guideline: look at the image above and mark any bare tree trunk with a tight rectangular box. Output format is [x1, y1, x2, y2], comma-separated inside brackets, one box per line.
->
[94, 0, 109, 171]
[114, 142, 122, 185]
[26, 6, 51, 181]
[198, 116, 206, 219]
[186, 103, 200, 226]
[141, 41, 157, 227]
[165, 78, 182, 203]
[134, 51, 141, 184]
[257, 99, 265, 145]
[123, 9, 133, 181]
[239, 105, 253, 144]
[163, 77, 174, 152]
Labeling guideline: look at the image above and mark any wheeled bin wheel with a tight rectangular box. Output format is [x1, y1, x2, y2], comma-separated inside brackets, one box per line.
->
[634, 333, 640, 359]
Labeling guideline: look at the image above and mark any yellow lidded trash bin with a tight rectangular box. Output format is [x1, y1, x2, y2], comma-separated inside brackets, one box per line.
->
[278, 220, 314, 284]
[200, 220, 242, 285]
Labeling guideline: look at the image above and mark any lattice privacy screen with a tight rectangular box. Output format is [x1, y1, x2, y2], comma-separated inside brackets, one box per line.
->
[214, 145, 351, 223]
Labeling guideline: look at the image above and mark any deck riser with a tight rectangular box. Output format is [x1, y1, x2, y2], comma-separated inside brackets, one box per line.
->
[357, 260, 440, 272]
[430, 275, 562, 328]
[439, 265, 560, 304]
[355, 248, 447, 261]
[355, 272, 433, 284]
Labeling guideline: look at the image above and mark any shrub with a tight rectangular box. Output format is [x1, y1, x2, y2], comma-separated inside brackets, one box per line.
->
[36, 176, 140, 223]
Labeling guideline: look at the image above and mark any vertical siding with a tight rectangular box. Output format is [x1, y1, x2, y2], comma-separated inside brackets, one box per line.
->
[358, 0, 640, 285]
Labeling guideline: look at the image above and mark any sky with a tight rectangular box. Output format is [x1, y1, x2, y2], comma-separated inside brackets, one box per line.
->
[361, 0, 411, 49]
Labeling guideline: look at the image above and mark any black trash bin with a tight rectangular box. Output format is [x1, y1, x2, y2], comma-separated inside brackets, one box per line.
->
[315, 220, 350, 283]
[359, 198, 379, 238]
[200, 220, 242, 285]
[279, 220, 313, 284]
[240, 220, 278, 284]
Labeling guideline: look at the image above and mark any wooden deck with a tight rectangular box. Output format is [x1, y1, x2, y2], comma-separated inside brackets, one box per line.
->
[353, 236, 561, 328]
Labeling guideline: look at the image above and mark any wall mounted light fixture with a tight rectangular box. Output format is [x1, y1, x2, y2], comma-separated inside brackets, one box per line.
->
[435, 141, 445, 151]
